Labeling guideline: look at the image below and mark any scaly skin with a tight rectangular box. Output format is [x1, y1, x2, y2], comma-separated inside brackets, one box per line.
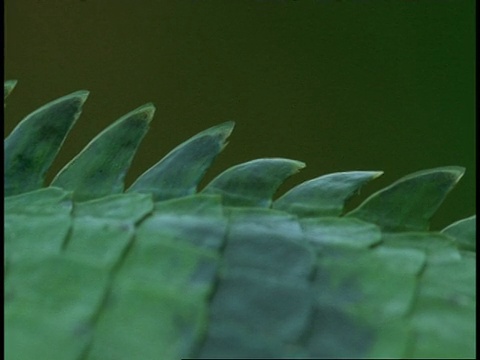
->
[4, 81, 475, 359]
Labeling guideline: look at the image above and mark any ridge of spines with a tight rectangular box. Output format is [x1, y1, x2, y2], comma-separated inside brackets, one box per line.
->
[4, 82, 474, 236]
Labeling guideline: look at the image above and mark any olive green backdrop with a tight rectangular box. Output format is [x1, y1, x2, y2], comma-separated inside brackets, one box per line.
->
[5, 0, 475, 229]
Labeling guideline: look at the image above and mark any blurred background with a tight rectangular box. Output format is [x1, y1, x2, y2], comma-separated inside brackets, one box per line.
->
[4, 0, 475, 229]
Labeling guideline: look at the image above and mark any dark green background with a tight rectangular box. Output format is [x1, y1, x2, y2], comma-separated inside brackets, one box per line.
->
[5, 1, 475, 229]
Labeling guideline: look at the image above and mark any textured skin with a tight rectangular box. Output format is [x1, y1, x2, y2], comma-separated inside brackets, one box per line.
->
[4, 83, 476, 359]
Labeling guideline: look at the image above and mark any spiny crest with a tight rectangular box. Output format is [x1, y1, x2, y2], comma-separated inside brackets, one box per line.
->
[4, 81, 476, 359]
[3, 81, 474, 235]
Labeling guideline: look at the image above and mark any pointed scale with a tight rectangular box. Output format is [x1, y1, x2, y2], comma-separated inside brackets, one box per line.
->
[127, 121, 235, 201]
[51, 103, 155, 201]
[4, 91, 89, 196]
[441, 215, 476, 252]
[273, 171, 383, 217]
[4, 80, 18, 102]
[346, 166, 465, 232]
[202, 158, 305, 208]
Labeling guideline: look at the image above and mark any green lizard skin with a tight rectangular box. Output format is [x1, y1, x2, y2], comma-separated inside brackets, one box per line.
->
[4, 81, 476, 359]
